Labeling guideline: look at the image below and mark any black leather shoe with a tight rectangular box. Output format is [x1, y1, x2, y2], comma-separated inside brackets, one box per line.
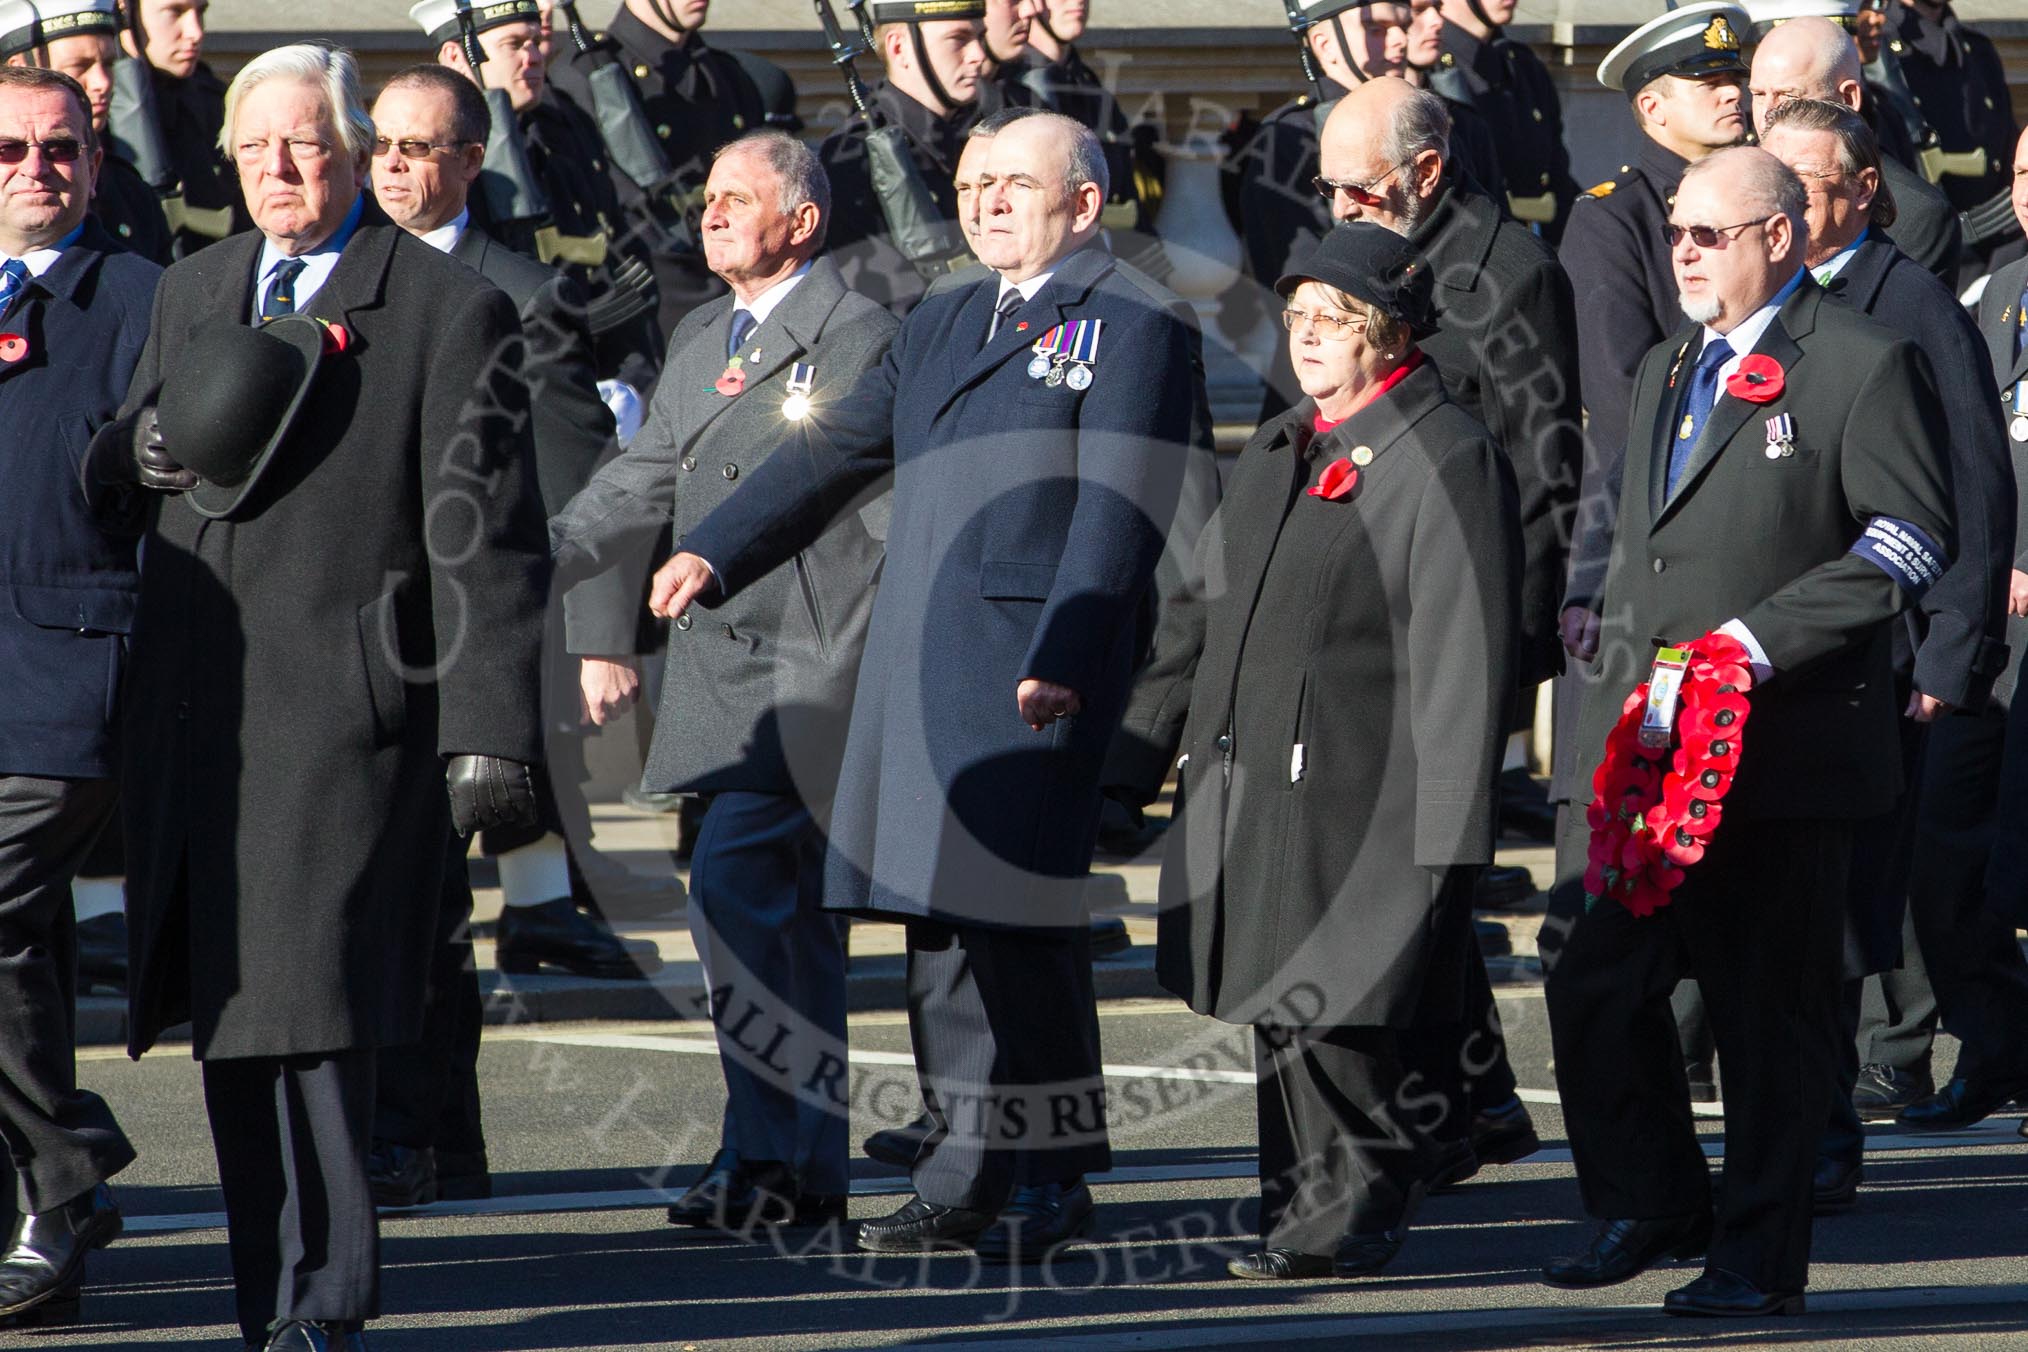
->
[1468, 1096, 1541, 1166]
[666, 1150, 799, 1231]
[264, 1320, 368, 1350]
[855, 1195, 996, 1252]
[793, 1193, 848, 1226]
[1812, 1157, 1860, 1214]
[1426, 1135, 1480, 1191]
[435, 1150, 491, 1201]
[1226, 1248, 1333, 1280]
[1473, 865, 1539, 912]
[1334, 1178, 1427, 1276]
[1851, 1063, 1931, 1119]
[0, 1183, 121, 1321]
[1663, 1267, 1805, 1316]
[1896, 1075, 2028, 1132]
[494, 898, 661, 980]
[367, 1142, 436, 1209]
[863, 1112, 933, 1169]
[1089, 913, 1130, 958]
[1541, 1212, 1711, 1288]
[1476, 917, 1514, 957]
[569, 849, 684, 922]
[76, 912, 128, 993]
[973, 1180, 1095, 1262]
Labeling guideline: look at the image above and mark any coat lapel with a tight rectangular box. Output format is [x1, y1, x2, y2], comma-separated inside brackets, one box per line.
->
[1654, 284, 1816, 529]
[684, 262, 847, 443]
[1991, 258, 2028, 386]
[300, 215, 397, 355]
[1643, 333, 1695, 521]
[937, 244, 1114, 418]
[0, 223, 110, 388]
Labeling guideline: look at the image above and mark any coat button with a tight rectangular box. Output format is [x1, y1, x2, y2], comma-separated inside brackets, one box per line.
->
[657, 124, 672, 139]
[1215, 733, 1232, 753]
[1532, 108, 1544, 122]
[723, 623, 736, 639]
[1653, 558, 1667, 574]
[634, 63, 649, 78]
[1540, 172, 1550, 186]
[681, 456, 696, 472]
[723, 463, 739, 480]
[675, 613, 693, 631]
[176, 700, 190, 720]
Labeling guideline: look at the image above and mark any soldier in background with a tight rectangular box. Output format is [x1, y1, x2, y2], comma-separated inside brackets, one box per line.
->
[1434, 0, 1578, 240]
[546, 0, 768, 333]
[978, 0, 1041, 113]
[1887, 0, 2012, 217]
[1398, 0, 1504, 202]
[1010, 0, 1123, 136]
[1, 0, 167, 262]
[819, 0, 985, 316]
[420, 0, 665, 391]
[118, 0, 243, 257]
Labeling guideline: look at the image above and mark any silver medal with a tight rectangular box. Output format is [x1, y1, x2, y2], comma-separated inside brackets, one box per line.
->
[1065, 363, 1092, 391]
[1046, 362, 1066, 387]
[1027, 354, 1051, 380]
[2012, 414, 2028, 443]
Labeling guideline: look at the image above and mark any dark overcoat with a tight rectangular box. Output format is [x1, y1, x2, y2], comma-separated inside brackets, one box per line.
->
[1130, 366, 1520, 1029]
[1434, 22, 1580, 240]
[1973, 253, 2028, 923]
[92, 155, 173, 266]
[681, 244, 1193, 929]
[107, 214, 550, 1060]
[0, 220, 159, 780]
[553, 256, 898, 798]
[1565, 283, 1956, 838]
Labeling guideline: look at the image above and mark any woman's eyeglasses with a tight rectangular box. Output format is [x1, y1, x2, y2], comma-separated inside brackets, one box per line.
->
[1282, 308, 1369, 340]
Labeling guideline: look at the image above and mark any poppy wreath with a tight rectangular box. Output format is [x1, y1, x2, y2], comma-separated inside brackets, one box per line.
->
[1583, 630, 1756, 917]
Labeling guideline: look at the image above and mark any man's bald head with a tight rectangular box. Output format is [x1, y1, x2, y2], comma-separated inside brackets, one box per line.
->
[974, 110, 1107, 280]
[1318, 76, 1450, 233]
[1749, 16, 1865, 132]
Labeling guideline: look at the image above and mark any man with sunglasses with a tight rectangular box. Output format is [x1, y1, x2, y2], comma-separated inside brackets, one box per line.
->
[0, 61, 158, 1331]
[0, 0, 168, 262]
[1546, 144, 1954, 1315]
[1314, 74, 1579, 1186]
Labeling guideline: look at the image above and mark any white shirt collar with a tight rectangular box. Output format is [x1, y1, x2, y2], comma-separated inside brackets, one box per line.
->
[416, 208, 470, 256]
[731, 260, 813, 333]
[1812, 227, 1869, 285]
[1698, 267, 1809, 387]
[996, 270, 1056, 307]
[253, 195, 364, 321]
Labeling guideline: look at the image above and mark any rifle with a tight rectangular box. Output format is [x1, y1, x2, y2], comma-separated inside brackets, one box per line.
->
[1280, 0, 1337, 133]
[1858, 47, 1988, 186]
[555, 0, 702, 257]
[455, 2, 553, 234]
[817, 0, 969, 279]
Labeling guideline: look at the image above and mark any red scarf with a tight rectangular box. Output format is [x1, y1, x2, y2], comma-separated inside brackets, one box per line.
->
[1313, 351, 1424, 435]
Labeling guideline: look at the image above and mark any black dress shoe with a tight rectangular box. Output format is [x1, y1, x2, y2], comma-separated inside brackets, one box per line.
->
[1226, 1248, 1334, 1280]
[434, 1150, 492, 1201]
[1812, 1156, 1861, 1214]
[568, 849, 684, 922]
[974, 1180, 1095, 1262]
[1541, 1212, 1711, 1288]
[1334, 1177, 1427, 1276]
[264, 1319, 368, 1350]
[1426, 1135, 1480, 1191]
[856, 1195, 996, 1252]
[1468, 1096, 1541, 1166]
[793, 1193, 848, 1226]
[0, 1183, 121, 1321]
[76, 912, 129, 993]
[1896, 1075, 2028, 1132]
[1473, 865, 1539, 912]
[863, 1112, 933, 1169]
[666, 1150, 799, 1231]
[1851, 1063, 1931, 1118]
[367, 1142, 436, 1209]
[494, 898, 661, 980]
[1089, 913, 1131, 959]
[1663, 1267, 1805, 1317]
[1476, 917, 1514, 957]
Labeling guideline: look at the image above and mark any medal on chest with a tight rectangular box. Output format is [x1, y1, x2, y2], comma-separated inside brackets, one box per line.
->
[2010, 381, 2028, 443]
[1763, 411, 1796, 460]
[1027, 318, 1103, 390]
[782, 362, 816, 421]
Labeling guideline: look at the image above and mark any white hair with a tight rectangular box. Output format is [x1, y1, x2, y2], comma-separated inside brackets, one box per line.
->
[220, 43, 375, 159]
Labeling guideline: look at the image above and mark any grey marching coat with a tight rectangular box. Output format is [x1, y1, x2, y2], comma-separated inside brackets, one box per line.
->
[552, 256, 899, 798]
[1123, 362, 1521, 1029]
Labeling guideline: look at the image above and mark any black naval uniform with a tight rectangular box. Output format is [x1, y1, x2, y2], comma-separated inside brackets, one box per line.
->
[151, 61, 245, 258]
[1889, 3, 2014, 214]
[92, 153, 172, 266]
[1001, 42, 1127, 137]
[546, 10, 766, 335]
[819, 80, 968, 317]
[1434, 20, 1579, 241]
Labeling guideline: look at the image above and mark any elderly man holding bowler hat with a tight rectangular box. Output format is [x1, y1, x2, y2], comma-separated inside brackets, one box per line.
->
[84, 42, 547, 1351]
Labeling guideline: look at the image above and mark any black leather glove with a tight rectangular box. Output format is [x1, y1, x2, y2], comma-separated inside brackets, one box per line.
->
[134, 408, 198, 492]
[446, 754, 539, 837]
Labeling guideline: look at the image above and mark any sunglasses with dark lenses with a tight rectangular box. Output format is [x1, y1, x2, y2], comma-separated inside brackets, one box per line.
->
[1663, 217, 1770, 248]
[0, 137, 83, 165]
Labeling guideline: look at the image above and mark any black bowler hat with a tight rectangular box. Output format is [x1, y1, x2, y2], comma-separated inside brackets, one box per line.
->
[1277, 223, 1436, 335]
[158, 314, 327, 521]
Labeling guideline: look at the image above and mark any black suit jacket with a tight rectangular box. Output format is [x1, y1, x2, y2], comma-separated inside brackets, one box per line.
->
[1878, 155, 1963, 280]
[1571, 282, 1955, 823]
[1828, 237, 2011, 709]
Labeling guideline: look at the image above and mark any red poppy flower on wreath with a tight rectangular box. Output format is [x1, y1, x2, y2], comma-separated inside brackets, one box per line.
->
[1307, 457, 1358, 501]
[0, 333, 25, 364]
[1725, 353, 1785, 403]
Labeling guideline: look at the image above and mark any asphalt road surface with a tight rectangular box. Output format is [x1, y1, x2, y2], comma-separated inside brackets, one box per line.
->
[32, 990, 2028, 1349]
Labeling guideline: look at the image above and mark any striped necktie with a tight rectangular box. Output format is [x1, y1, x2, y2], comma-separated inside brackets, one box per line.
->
[0, 259, 28, 318]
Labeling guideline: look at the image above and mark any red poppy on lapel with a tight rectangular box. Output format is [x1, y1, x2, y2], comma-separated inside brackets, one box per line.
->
[1725, 354, 1785, 403]
[317, 320, 350, 355]
[1307, 457, 1358, 501]
[714, 367, 746, 397]
[0, 333, 25, 364]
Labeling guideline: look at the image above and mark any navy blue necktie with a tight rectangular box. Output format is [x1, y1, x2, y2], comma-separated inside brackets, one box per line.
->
[0, 259, 27, 319]
[727, 309, 755, 360]
[260, 258, 306, 320]
[1667, 337, 1733, 497]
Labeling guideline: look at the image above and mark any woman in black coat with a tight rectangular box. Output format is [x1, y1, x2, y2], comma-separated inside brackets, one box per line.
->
[1123, 224, 1521, 1279]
